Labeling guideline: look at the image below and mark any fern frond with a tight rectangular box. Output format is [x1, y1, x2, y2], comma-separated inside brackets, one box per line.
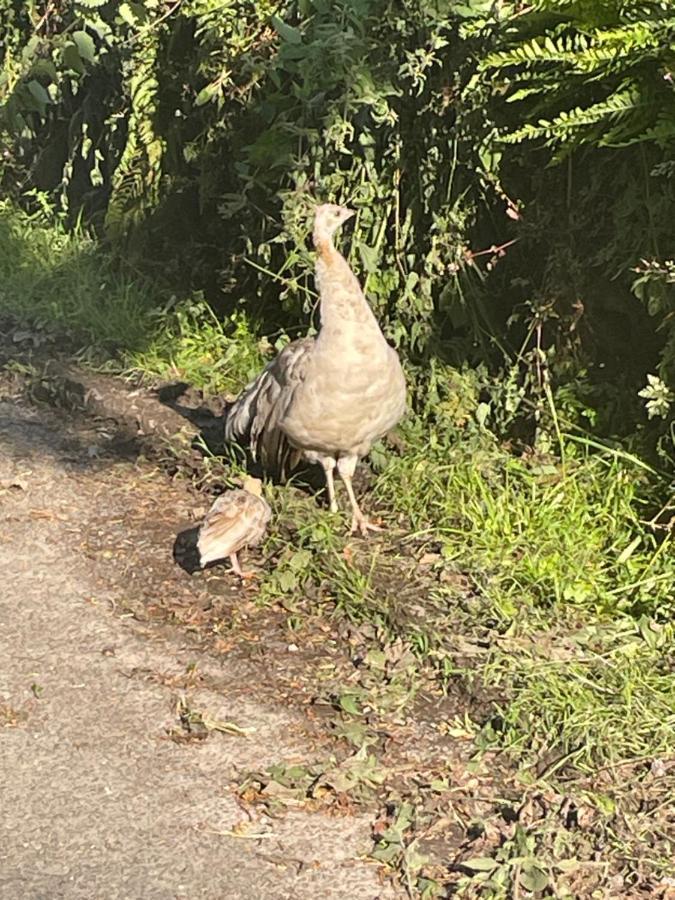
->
[500, 84, 644, 146]
[482, 2, 674, 153]
[482, 22, 664, 76]
[106, 32, 165, 236]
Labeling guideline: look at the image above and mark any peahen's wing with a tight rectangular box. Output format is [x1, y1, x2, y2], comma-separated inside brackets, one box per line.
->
[224, 336, 314, 479]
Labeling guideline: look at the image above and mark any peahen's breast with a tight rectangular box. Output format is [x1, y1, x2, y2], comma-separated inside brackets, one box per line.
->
[280, 337, 406, 456]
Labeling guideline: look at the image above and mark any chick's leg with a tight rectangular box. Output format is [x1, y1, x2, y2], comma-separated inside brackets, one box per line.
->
[319, 456, 339, 513]
[337, 455, 382, 536]
[229, 552, 256, 581]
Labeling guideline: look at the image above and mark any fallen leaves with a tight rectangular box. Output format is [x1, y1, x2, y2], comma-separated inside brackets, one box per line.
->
[166, 696, 255, 743]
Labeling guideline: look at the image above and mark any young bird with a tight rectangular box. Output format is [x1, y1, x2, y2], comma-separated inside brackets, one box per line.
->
[197, 477, 271, 578]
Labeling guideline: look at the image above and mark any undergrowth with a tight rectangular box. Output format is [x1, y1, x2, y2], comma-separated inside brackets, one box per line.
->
[2, 199, 673, 769]
[259, 422, 674, 767]
[0, 199, 264, 393]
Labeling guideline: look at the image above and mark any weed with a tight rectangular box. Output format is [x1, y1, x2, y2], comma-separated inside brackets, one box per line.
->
[128, 301, 266, 395]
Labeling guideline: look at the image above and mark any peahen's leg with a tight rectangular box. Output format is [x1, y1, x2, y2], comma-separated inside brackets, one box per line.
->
[336, 455, 382, 536]
[230, 552, 256, 580]
[319, 456, 339, 513]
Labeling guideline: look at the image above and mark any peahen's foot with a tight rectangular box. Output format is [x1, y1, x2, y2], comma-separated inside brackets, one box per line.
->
[349, 513, 384, 537]
[339, 467, 383, 537]
[237, 569, 259, 582]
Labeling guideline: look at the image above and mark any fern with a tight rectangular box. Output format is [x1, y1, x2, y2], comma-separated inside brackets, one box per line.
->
[105, 31, 165, 236]
[481, 3, 675, 151]
[500, 83, 645, 147]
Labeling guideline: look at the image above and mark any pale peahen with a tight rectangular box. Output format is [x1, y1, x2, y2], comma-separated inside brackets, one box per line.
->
[224, 204, 406, 535]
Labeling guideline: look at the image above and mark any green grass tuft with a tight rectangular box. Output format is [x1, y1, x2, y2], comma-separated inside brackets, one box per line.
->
[0, 199, 264, 394]
[377, 425, 673, 622]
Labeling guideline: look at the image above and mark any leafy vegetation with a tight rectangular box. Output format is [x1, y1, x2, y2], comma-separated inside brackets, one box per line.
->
[477, 0, 675, 450]
[0, 198, 265, 392]
[2, 189, 674, 897]
[1, 0, 673, 451]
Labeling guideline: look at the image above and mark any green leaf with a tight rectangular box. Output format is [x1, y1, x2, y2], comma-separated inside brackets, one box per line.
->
[118, 2, 147, 26]
[288, 549, 312, 571]
[520, 866, 549, 892]
[277, 569, 297, 593]
[118, 2, 138, 26]
[62, 44, 85, 74]
[31, 59, 58, 82]
[462, 856, 498, 872]
[454, 0, 493, 18]
[405, 271, 419, 292]
[21, 36, 41, 62]
[339, 693, 362, 715]
[475, 402, 491, 427]
[371, 842, 401, 863]
[27, 80, 50, 109]
[271, 15, 302, 44]
[594, 793, 616, 815]
[195, 84, 218, 106]
[73, 30, 96, 63]
[359, 243, 379, 273]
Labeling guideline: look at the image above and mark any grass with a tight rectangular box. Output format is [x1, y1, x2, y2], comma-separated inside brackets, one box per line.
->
[0, 199, 265, 393]
[2, 199, 674, 894]
[378, 430, 672, 619]
[255, 425, 674, 767]
[482, 620, 675, 766]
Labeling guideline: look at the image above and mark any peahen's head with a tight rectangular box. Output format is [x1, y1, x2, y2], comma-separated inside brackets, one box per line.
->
[313, 203, 355, 245]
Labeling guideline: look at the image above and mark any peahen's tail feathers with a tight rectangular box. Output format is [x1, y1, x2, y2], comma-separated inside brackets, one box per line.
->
[224, 337, 313, 481]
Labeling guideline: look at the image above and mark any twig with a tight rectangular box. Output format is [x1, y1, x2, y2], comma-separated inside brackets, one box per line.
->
[33, 1, 56, 34]
[118, 0, 183, 47]
[243, 257, 317, 298]
[202, 715, 256, 737]
[205, 828, 276, 839]
[465, 238, 518, 261]
[589, 755, 667, 777]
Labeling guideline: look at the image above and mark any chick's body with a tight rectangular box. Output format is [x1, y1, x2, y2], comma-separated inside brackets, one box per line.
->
[197, 484, 270, 576]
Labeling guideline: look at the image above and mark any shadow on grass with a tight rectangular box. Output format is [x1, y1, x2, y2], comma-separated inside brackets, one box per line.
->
[0, 203, 163, 359]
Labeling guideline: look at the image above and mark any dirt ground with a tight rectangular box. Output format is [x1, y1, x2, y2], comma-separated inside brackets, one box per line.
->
[0, 397, 397, 900]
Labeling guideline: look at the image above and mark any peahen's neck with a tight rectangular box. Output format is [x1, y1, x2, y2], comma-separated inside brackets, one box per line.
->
[314, 236, 383, 339]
